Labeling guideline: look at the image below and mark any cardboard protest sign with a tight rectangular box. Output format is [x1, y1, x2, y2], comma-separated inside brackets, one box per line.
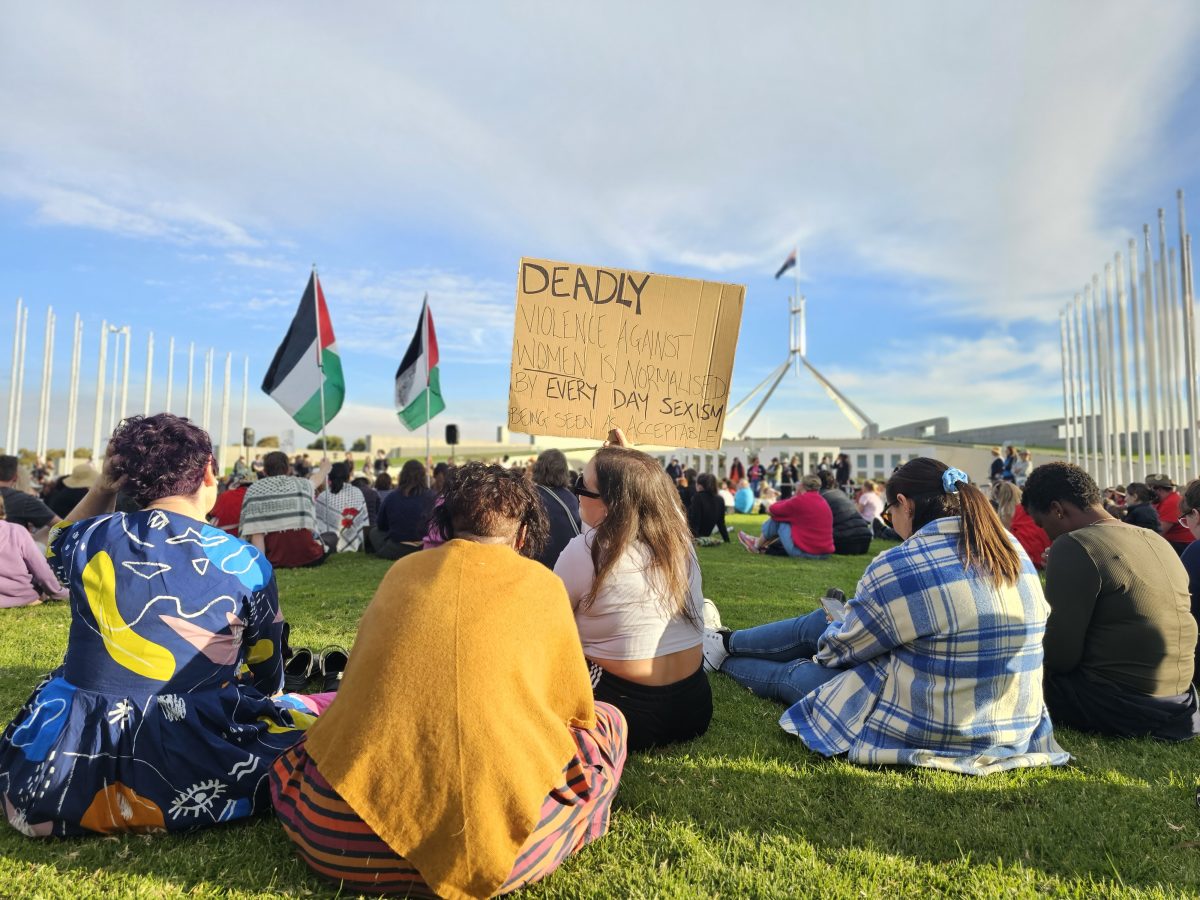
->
[507, 258, 745, 450]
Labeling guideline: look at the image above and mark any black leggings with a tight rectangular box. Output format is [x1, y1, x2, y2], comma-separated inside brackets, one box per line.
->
[592, 664, 712, 752]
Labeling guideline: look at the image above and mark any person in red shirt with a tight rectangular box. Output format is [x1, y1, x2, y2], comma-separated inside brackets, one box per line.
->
[1149, 474, 1194, 556]
[738, 475, 834, 559]
[208, 472, 254, 535]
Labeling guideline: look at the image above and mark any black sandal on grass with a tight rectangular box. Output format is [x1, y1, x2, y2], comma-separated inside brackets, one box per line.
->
[283, 647, 314, 693]
[318, 646, 349, 692]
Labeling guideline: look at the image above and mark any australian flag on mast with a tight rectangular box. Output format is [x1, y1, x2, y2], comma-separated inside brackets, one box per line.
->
[774, 249, 797, 280]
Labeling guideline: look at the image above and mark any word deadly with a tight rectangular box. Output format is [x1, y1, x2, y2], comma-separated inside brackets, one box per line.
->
[521, 262, 650, 315]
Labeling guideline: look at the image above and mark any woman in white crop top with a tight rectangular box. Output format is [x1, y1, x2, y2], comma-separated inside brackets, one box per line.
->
[554, 439, 712, 751]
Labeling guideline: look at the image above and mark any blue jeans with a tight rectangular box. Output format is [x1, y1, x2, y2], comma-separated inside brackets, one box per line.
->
[760, 518, 830, 560]
[721, 609, 842, 705]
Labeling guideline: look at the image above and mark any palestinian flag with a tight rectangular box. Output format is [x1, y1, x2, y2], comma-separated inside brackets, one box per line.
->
[261, 270, 345, 433]
[395, 294, 444, 430]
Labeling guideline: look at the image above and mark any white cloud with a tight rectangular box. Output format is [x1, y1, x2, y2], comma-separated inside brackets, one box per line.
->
[2, 3, 1197, 323]
[2, 1, 1200, 450]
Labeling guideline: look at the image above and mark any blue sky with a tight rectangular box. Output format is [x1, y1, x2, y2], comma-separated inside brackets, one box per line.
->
[3, 2, 1200, 451]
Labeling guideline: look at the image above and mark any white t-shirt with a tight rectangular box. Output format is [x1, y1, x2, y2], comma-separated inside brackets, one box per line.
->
[717, 489, 735, 510]
[554, 528, 703, 661]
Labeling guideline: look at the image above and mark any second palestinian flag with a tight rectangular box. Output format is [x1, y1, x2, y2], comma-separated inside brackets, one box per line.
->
[395, 294, 445, 430]
[261, 270, 345, 433]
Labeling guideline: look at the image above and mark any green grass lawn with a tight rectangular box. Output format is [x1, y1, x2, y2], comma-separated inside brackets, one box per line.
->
[2, 514, 1200, 898]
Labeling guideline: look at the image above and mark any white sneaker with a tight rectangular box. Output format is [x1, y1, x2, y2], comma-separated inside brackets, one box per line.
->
[702, 628, 729, 672]
[702, 598, 722, 630]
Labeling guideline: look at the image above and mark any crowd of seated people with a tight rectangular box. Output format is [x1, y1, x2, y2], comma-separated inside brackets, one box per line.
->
[7, 424, 1200, 899]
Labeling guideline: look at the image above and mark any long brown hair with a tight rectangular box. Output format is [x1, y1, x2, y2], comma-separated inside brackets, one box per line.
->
[396, 459, 428, 497]
[886, 457, 1021, 588]
[584, 446, 694, 619]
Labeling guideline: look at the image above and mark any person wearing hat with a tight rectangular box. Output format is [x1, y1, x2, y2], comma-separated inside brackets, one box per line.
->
[1148, 474, 1194, 556]
[46, 463, 99, 519]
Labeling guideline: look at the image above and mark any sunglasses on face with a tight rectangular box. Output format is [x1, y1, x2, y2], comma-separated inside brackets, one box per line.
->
[573, 475, 602, 500]
[880, 502, 893, 527]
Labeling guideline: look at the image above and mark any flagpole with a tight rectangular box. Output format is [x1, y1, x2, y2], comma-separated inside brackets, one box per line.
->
[313, 265, 328, 458]
[424, 294, 431, 470]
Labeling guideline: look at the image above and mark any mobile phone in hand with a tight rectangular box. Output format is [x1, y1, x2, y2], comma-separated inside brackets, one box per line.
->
[820, 587, 847, 623]
[820, 597, 847, 622]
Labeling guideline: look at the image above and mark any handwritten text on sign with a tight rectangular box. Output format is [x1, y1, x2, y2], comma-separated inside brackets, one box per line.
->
[508, 258, 745, 449]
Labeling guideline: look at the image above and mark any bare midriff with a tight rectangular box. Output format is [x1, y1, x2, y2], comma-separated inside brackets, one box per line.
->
[590, 644, 703, 686]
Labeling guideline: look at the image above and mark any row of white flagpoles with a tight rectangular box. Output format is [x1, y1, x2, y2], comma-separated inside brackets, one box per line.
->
[3, 302, 250, 467]
[1059, 190, 1196, 490]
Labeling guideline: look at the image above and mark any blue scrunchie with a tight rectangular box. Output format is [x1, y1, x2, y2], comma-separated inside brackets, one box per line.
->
[942, 467, 969, 494]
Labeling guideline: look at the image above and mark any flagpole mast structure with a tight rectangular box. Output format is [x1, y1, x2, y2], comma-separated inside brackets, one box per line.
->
[91, 320, 109, 460]
[730, 248, 877, 440]
[65, 313, 82, 468]
[313, 265, 329, 458]
[425, 295, 431, 470]
[165, 336, 175, 413]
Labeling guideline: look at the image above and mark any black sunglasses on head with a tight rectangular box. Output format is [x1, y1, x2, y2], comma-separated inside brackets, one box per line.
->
[573, 474, 601, 500]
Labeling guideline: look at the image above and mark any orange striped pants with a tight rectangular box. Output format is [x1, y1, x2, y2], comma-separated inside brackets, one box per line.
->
[269, 702, 627, 896]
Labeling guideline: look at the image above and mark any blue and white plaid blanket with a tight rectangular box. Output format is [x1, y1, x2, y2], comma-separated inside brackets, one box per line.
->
[780, 517, 1070, 774]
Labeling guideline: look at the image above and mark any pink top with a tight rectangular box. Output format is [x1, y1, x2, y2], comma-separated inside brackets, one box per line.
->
[768, 490, 835, 555]
[0, 520, 66, 607]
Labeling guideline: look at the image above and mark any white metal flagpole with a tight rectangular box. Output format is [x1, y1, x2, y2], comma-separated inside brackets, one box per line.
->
[119, 327, 131, 425]
[241, 355, 249, 441]
[143, 331, 154, 415]
[186, 341, 195, 419]
[1114, 253, 1134, 485]
[219, 352, 231, 472]
[1128, 241, 1147, 479]
[92, 320, 109, 460]
[165, 336, 175, 413]
[1084, 288, 1100, 478]
[5, 297, 22, 452]
[35, 306, 53, 461]
[1143, 225, 1162, 473]
[107, 327, 120, 438]
[65, 313, 82, 469]
[423, 294, 431, 469]
[1089, 281, 1111, 487]
[202, 348, 213, 434]
[1156, 212, 1179, 478]
[1074, 295, 1091, 476]
[41, 308, 55, 460]
[312, 267, 328, 456]
[1178, 191, 1198, 466]
[12, 304, 28, 455]
[1065, 314, 1075, 468]
[1102, 268, 1120, 479]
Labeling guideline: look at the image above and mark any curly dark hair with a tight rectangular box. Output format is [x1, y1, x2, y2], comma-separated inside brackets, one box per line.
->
[1020, 461, 1101, 514]
[431, 461, 547, 558]
[108, 414, 213, 506]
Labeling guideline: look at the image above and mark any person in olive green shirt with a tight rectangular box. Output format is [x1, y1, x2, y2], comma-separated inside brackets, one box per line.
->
[1021, 462, 1199, 741]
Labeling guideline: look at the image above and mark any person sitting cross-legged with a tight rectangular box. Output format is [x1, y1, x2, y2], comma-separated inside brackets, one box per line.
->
[737, 474, 834, 559]
[1021, 462, 1200, 740]
[706, 458, 1069, 774]
[238, 450, 328, 569]
[0, 414, 327, 836]
[270, 462, 627, 899]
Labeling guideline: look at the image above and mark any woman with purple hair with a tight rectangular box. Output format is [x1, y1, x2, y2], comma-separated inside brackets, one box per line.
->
[0, 414, 328, 837]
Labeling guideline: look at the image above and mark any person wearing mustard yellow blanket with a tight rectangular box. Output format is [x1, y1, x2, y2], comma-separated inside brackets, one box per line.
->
[0, 414, 323, 837]
[269, 462, 628, 899]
